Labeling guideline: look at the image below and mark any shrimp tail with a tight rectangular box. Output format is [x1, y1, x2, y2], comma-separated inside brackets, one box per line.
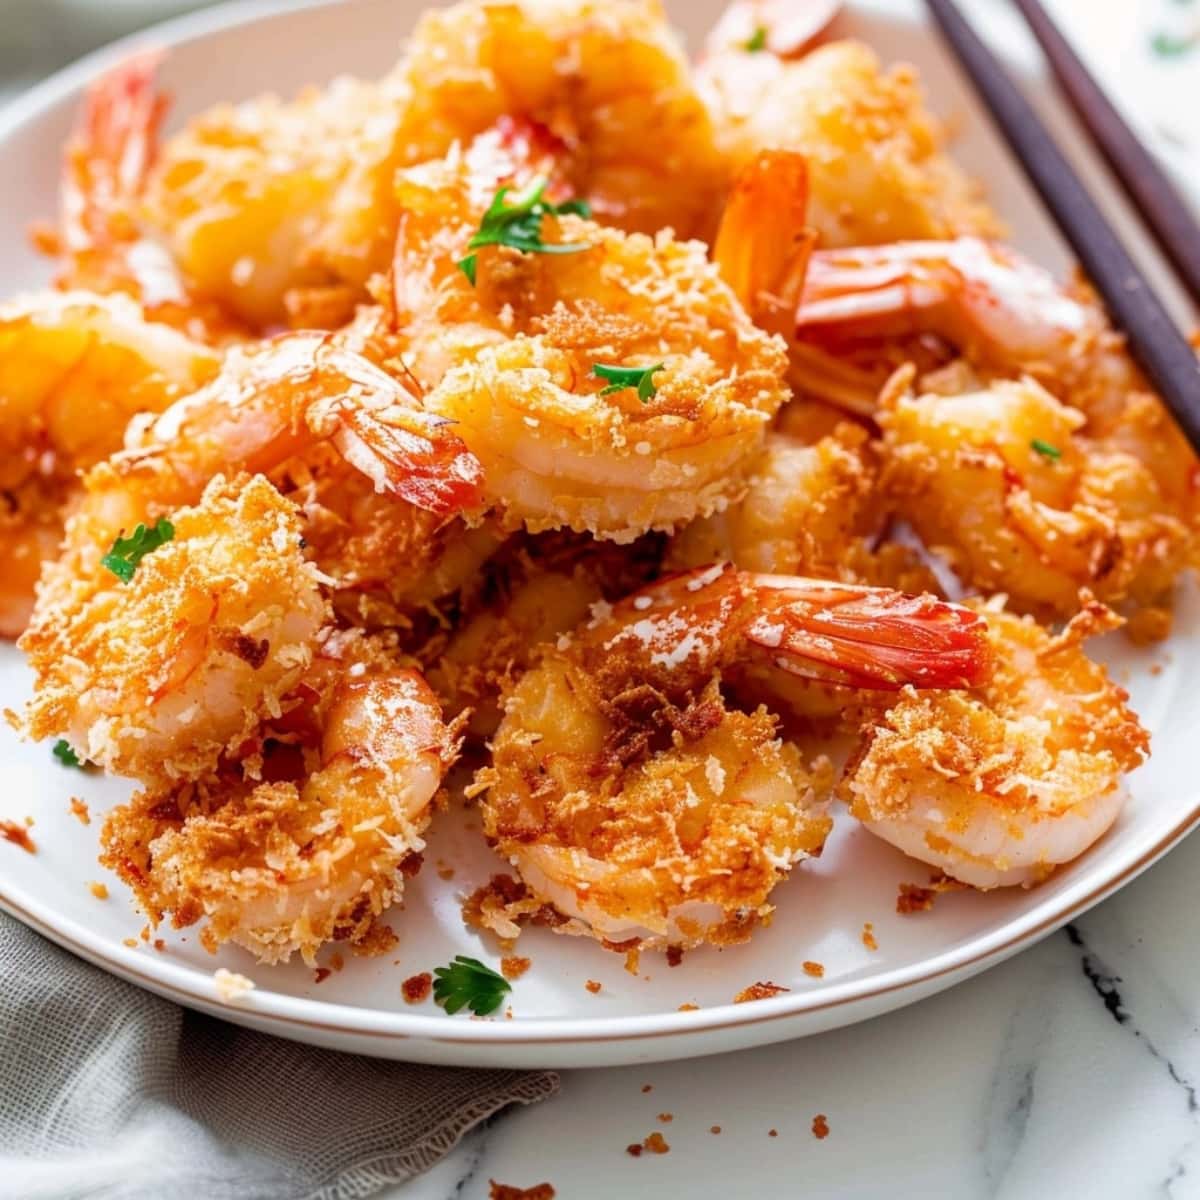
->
[713, 149, 815, 338]
[62, 51, 168, 255]
[332, 405, 486, 516]
[747, 577, 992, 690]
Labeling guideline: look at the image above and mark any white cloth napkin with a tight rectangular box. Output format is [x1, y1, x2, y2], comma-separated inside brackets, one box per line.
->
[0, 913, 558, 1199]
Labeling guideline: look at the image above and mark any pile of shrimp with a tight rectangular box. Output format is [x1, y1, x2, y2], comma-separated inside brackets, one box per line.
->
[5, 0, 1174, 970]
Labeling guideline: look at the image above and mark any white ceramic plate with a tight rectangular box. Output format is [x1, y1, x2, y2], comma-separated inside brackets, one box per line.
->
[1, 0, 1196, 1069]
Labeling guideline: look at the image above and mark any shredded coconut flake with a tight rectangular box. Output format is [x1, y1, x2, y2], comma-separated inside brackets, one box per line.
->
[213, 968, 256, 1004]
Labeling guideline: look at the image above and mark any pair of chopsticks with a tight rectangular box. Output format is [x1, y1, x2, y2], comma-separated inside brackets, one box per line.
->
[924, 0, 1200, 452]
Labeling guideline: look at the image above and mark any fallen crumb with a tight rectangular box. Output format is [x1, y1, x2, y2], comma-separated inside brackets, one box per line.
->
[623, 948, 641, 976]
[122, 938, 138, 949]
[709, 1125, 722, 1135]
[69, 797, 91, 825]
[153, 939, 165, 952]
[488, 1182, 555, 1200]
[626, 1144, 643, 1158]
[0, 820, 35, 854]
[657, 1113, 673, 1124]
[399, 850, 424, 878]
[733, 981, 790, 1004]
[666, 945, 683, 968]
[436, 861, 456, 881]
[677, 1003, 699, 1012]
[213, 968, 255, 1005]
[897, 883, 936, 914]
[505, 1006, 514, 1020]
[1149, 662, 1164, 677]
[641, 1084, 653, 1094]
[87, 881, 109, 901]
[768, 1129, 778, 1138]
[139, 925, 151, 943]
[802, 960, 825, 979]
[501, 955, 532, 981]
[403, 972, 432, 1004]
[585, 979, 602, 994]
[314, 967, 332, 985]
[329, 951, 345, 973]
[643, 1132, 670, 1155]
[812, 1113, 830, 1140]
[352, 922, 398, 958]
[861, 922, 878, 951]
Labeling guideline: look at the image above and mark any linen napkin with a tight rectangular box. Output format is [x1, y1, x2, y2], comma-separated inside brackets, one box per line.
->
[0, 913, 558, 1200]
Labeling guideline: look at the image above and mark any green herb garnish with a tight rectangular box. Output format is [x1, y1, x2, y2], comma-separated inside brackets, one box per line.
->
[52, 740, 84, 769]
[456, 177, 592, 285]
[101, 518, 175, 582]
[1151, 29, 1199, 56]
[1030, 438, 1062, 461]
[744, 25, 768, 52]
[591, 362, 665, 403]
[432, 955, 512, 1016]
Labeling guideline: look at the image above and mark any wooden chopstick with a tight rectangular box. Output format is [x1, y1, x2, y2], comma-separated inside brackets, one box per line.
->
[1012, 0, 1200, 310]
[923, 0, 1200, 452]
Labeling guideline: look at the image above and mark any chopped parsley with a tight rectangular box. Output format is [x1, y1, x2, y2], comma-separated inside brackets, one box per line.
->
[432, 955, 511, 1016]
[1030, 438, 1062, 461]
[52, 740, 84, 769]
[101, 518, 175, 582]
[744, 25, 768, 52]
[591, 362, 665, 403]
[456, 177, 592, 284]
[1150, 29, 1199, 56]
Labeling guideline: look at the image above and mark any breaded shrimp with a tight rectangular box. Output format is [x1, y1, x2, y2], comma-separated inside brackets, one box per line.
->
[0, 290, 219, 636]
[697, 38, 999, 247]
[843, 597, 1149, 888]
[101, 647, 459, 963]
[476, 564, 990, 949]
[415, 201, 792, 540]
[880, 374, 1194, 630]
[23, 474, 327, 785]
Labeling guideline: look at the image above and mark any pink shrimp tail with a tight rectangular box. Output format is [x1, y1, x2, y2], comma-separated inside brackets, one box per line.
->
[748, 578, 991, 690]
[62, 51, 168, 254]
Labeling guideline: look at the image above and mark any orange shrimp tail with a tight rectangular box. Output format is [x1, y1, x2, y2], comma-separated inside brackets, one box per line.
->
[713, 150, 815, 338]
[749, 579, 991, 690]
[333, 407, 486, 517]
[61, 51, 168, 254]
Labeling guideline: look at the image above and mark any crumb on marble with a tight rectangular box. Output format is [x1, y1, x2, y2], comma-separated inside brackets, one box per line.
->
[641, 1084, 653, 1093]
[812, 1113, 830, 1139]
[768, 1129, 778, 1137]
[643, 1132, 670, 1154]
[488, 1181, 555, 1200]
[657, 1113, 673, 1123]
[709, 1125, 722, 1135]
[585, 979, 602, 994]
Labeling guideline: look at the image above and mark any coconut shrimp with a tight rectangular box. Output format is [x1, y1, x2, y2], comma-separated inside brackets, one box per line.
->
[0, 290, 220, 636]
[880, 374, 1195, 631]
[404, 185, 794, 539]
[698, 37, 1000, 248]
[20, 336, 485, 779]
[101, 644, 459, 963]
[127, 0, 724, 330]
[843, 597, 1148, 888]
[475, 564, 990, 949]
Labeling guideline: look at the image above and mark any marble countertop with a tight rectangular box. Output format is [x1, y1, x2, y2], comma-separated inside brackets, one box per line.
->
[399, 830, 1200, 1198]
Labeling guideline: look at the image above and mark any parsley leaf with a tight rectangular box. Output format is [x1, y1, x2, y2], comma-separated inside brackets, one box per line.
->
[1151, 29, 1199, 56]
[52, 739, 85, 769]
[456, 177, 592, 284]
[101, 518, 175, 582]
[744, 25, 768, 52]
[432, 955, 511, 1016]
[592, 362, 665, 403]
[1030, 438, 1062, 461]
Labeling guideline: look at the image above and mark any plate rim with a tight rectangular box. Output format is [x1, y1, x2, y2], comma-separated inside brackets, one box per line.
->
[2, 0, 1197, 1054]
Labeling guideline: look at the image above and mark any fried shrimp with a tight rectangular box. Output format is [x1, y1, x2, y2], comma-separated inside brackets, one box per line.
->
[843, 598, 1149, 888]
[0, 290, 219, 636]
[476, 564, 990, 949]
[416, 206, 791, 540]
[880, 374, 1195, 629]
[22, 474, 327, 785]
[101, 648, 458, 963]
[698, 37, 999, 248]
